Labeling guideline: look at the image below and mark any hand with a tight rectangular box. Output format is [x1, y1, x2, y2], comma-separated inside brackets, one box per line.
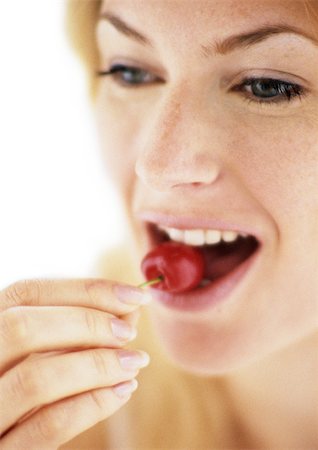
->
[0, 278, 150, 450]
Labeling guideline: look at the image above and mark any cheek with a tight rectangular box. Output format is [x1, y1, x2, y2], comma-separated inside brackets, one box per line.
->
[231, 115, 318, 232]
[230, 116, 318, 311]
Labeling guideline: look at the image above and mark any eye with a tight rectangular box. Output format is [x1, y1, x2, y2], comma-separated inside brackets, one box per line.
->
[96, 64, 161, 87]
[233, 77, 305, 105]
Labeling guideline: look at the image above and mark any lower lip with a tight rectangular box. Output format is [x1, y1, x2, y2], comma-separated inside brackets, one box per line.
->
[148, 246, 262, 312]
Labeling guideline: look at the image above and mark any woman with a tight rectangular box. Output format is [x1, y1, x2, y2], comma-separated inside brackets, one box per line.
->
[0, 0, 317, 448]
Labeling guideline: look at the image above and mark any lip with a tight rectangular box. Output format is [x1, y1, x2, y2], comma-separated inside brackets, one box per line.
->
[137, 210, 263, 313]
[148, 245, 262, 313]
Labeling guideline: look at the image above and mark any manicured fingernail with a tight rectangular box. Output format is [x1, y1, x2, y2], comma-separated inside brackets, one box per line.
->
[113, 285, 152, 305]
[113, 379, 138, 399]
[110, 318, 137, 341]
[117, 350, 150, 370]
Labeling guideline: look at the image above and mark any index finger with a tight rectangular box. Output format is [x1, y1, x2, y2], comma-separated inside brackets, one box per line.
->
[0, 279, 151, 314]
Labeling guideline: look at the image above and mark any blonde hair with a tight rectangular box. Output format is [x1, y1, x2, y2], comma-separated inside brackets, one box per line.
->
[65, 0, 101, 99]
[65, 0, 318, 100]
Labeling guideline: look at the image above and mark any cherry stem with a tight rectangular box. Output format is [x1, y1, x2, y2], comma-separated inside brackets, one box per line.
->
[138, 276, 164, 289]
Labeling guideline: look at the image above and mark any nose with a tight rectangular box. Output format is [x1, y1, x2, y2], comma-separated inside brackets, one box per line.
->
[135, 88, 221, 192]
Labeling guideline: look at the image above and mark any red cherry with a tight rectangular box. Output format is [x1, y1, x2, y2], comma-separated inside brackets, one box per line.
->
[140, 241, 205, 293]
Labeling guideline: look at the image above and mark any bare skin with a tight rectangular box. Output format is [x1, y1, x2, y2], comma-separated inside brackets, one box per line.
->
[94, 0, 318, 447]
[0, 279, 150, 449]
[1, 1, 317, 448]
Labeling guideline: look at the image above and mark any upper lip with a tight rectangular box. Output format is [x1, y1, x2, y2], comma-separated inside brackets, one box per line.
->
[136, 211, 264, 245]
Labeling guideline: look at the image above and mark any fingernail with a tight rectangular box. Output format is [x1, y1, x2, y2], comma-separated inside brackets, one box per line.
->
[113, 379, 138, 399]
[113, 285, 152, 305]
[110, 318, 137, 341]
[117, 350, 150, 370]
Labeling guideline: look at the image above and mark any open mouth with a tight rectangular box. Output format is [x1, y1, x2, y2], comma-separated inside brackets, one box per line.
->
[146, 223, 260, 289]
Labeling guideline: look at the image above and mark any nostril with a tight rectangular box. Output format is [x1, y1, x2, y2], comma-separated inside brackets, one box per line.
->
[172, 163, 221, 188]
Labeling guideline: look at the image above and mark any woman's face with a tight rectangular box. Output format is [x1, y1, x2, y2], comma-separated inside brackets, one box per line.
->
[95, 0, 318, 375]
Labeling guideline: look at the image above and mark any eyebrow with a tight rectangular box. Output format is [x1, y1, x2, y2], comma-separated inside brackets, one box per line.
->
[206, 24, 318, 56]
[98, 12, 318, 56]
[99, 12, 153, 47]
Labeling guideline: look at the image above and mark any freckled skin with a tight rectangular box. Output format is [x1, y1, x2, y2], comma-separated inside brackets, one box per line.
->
[97, 0, 318, 373]
[96, 0, 318, 444]
[94, 1, 318, 445]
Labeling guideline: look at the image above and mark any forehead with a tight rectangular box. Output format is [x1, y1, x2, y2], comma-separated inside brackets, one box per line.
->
[101, 0, 309, 39]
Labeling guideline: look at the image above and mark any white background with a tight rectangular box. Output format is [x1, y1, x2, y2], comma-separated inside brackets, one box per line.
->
[0, 1, 125, 289]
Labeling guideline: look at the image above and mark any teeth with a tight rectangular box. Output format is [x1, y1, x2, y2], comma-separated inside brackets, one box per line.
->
[158, 225, 245, 246]
[221, 230, 239, 242]
[184, 229, 205, 246]
[205, 230, 222, 244]
[168, 228, 184, 242]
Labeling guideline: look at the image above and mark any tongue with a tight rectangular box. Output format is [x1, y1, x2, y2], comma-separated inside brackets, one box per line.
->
[200, 237, 258, 280]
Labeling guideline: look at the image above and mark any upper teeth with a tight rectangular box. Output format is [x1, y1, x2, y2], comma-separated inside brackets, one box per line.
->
[158, 226, 247, 246]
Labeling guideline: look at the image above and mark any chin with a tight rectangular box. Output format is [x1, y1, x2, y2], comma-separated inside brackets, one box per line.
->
[147, 310, 262, 376]
[149, 305, 318, 378]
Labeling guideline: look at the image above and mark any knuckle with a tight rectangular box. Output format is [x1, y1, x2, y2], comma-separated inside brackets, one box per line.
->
[0, 311, 13, 345]
[11, 364, 31, 399]
[0, 307, 30, 345]
[3, 279, 42, 306]
[83, 309, 99, 336]
[90, 350, 109, 378]
[32, 406, 64, 442]
[83, 279, 110, 308]
[12, 362, 45, 402]
[87, 389, 107, 412]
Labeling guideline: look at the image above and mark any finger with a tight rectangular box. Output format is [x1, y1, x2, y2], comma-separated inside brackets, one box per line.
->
[0, 306, 138, 374]
[0, 379, 138, 450]
[0, 278, 151, 314]
[0, 347, 149, 436]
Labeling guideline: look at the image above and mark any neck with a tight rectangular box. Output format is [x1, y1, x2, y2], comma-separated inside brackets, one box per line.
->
[222, 332, 318, 449]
